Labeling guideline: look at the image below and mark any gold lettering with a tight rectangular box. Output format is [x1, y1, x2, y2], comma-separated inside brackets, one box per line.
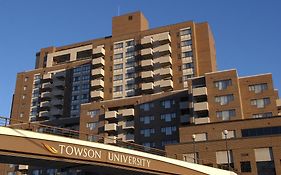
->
[65, 146, 74, 155]
[59, 145, 65, 154]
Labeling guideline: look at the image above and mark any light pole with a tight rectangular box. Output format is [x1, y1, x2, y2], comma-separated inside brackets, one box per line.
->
[192, 134, 196, 163]
[223, 129, 230, 170]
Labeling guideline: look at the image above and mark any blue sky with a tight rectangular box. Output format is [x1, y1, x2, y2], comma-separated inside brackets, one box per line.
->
[0, 0, 280, 117]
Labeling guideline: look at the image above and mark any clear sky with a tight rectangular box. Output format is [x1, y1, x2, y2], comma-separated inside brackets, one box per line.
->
[0, 0, 280, 117]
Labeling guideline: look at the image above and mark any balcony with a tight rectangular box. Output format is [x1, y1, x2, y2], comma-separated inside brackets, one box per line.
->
[40, 101, 50, 108]
[92, 68, 105, 78]
[54, 71, 65, 79]
[141, 48, 153, 58]
[160, 80, 173, 90]
[42, 82, 52, 90]
[141, 82, 154, 91]
[43, 73, 52, 80]
[92, 57, 105, 68]
[191, 117, 210, 124]
[50, 109, 63, 116]
[154, 32, 171, 43]
[51, 99, 64, 106]
[181, 45, 192, 52]
[183, 68, 194, 76]
[90, 90, 104, 99]
[91, 79, 104, 89]
[141, 59, 153, 67]
[160, 68, 173, 78]
[105, 111, 118, 119]
[120, 108, 134, 117]
[104, 136, 117, 144]
[193, 102, 209, 111]
[92, 47, 105, 58]
[123, 121, 134, 129]
[182, 56, 193, 64]
[124, 134, 135, 142]
[104, 123, 117, 131]
[41, 92, 51, 99]
[181, 34, 191, 41]
[53, 80, 65, 88]
[141, 37, 153, 47]
[154, 44, 171, 55]
[52, 89, 64, 97]
[39, 111, 49, 118]
[141, 71, 154, 79]
[158, 55, 172, 66]
[193, 87, 207, 96]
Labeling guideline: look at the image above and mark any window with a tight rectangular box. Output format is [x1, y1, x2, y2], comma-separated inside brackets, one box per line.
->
[251, 98, 270, 108]
[183, 75, 193, 81]
[183, 153, 199, 163]
[24, 77, 28, 82]
[252, 112, 272, 118]
[161, 100, 175, 109]
[34, 74, 41, 80]
[181, 51, 193, 58]
[142, 142, 156, 148]
[160, 113, 176, 122]
[125, 60, 136, 68]
[81, 84, 89, 90]
[82, 65, 91, 72]
[87, 109, 100, 117]
[82, 75, 90, 81]
[32, 92, 39, 98]
[73, 76, 80, 82]
[242, 126, 281, 137]
[241, 161, 251, 172]
[181, 40, 192, 47]
[249, 83, 268, 93]
[140, 128, 155, 137]
[81, 94, 88, 100]
[126, 40, 134, 47]
[125, 51, 135, 57]
[161, 126, 176, 135]
[113, 74, 123, 81]
[72, 95, 79, 101]
[125, 72, 136, 79]
[139, 103, 154, 111]
[125, 83, 135, 90]
[72, 85, 79, 91]
[182, 63, 194, 69]
[113, 85, 123, 92]
[86, 122, 98, 130]
[74, 67, 81, 73]
[193, 133, 208, 142]
[20, 113, 24, 118]
[22, 95, 26, 99]
[221, 130, 236, 139]
[215, 94, 234, 105]
[214, 79, 232, 90]
[161, 140, 177, 147]
[114, 42, 123, 49]
[23, 86, 27, 91]
[114, 53, 123, 60]
[71, 105, 78, 110]
[180, 28, 192, 36]
[140, 115, 154, 124]
[216, 109, 236, 120]
[114, 63, 123, 70]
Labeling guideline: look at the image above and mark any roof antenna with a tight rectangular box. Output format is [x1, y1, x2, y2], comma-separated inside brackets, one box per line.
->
[118, 5, 120, 16]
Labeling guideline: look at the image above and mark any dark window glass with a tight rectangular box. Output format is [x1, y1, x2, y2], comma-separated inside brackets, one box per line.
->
[241, 161, 251, 172]
[242, 126, 281, 137]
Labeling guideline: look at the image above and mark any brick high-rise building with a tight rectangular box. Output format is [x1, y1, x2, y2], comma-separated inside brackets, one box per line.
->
[10, 11, 216, 129]
[5, 11, 281, 175]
